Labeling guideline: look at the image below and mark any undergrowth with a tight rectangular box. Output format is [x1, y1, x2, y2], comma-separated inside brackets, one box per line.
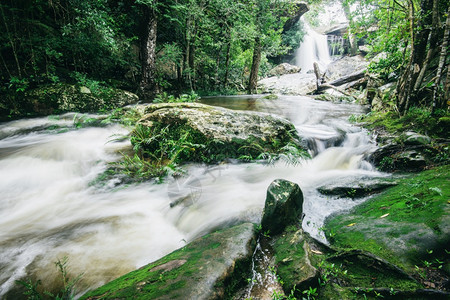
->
[351, 107, 449, 139]
[15, 257, 82, 300]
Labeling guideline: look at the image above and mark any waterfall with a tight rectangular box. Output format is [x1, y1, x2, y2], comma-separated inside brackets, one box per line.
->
[328, 35, 346, 56]
[294, 20, 331, 73]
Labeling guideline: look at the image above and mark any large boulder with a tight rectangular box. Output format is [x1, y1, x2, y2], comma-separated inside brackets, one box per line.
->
[268, 63, 301, 77]
[81, 223, 257, 300]
[324, 166, 450, 293]
[261, 179, 304, 235]
[138, 102, 305, 162]
[324, 55, 369, 82]
[2, 83, 138, 120]
[370, 144, 435, 172]
[258, 73, 317, 95]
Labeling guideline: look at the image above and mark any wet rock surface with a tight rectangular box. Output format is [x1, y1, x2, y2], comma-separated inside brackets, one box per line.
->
[81, 223, 257, 300]
[323, 166, 450, 297]
[5, 83, 138, 120]
[268, 63, 301, 77]
[317, 178, 397, 199]
[261, 179, 304, 236]
[138, 102, 305, 161]
[258, 55, 368, 96]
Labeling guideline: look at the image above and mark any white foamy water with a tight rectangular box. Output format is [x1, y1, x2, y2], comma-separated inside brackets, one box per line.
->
[295, 20, 332, 73]
[0, 96, 385, 297]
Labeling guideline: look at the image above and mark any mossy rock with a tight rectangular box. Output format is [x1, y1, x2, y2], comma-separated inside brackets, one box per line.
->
[137, 102, 307, 163]
[261, 179, 304, 236]
[3, 83, 138, 120]
[317, 178, 398, 199]
[80, 223, 256, 300]
[323, 165, 450, 290]
[271, 226, 319, 295]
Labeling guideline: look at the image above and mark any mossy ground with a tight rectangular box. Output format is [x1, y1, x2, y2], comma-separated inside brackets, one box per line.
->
[355, 108, 449, 140]
[323, 165, 449, 292]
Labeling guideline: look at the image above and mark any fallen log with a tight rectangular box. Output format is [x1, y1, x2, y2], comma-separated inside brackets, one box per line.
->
[319, 83, 354, 98]
[328, 69, 366, 86]
[312, 62, 364, 99]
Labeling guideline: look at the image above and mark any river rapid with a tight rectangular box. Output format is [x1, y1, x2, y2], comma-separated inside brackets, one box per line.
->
[0, 95, 386, 297]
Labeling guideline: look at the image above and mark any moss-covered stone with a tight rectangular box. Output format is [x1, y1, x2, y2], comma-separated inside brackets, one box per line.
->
[323, 165, 450, 290]
[261, 179, 304, 236]
[137, 102, 308, 163]
[80, 223, 256, 300]
[271, 226, 319, 294]
[2, 83, 138, 120]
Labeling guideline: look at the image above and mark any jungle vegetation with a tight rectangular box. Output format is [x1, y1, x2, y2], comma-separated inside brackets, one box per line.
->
[0, 0, 448, 118]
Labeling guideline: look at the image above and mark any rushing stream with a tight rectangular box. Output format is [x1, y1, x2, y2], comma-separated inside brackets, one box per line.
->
[0, 95, 386, 297]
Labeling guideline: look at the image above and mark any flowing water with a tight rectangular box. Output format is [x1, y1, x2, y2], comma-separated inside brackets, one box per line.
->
[0, 95, 386, 298]
[295, 20, 332, 73]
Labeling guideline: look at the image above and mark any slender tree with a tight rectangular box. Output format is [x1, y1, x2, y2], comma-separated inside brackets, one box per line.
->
[137, 0, 159, 101]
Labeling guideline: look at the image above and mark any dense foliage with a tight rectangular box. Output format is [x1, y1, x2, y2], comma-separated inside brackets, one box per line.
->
[343, 0, 450, 114]
[0, 0, 307, 119]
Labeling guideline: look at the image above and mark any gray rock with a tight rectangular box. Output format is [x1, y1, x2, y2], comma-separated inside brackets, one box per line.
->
[258, 55, 368, 96]
[268, 63, 301, 77]
[79, 86, 91, 94]
[324, 55, 369, 82]
[370, 144, 433, 172]
[139, 102, 304, 160]
[318, 179, 397, 199]
[370, 82, 395, 111]
[261, 179, 304, 235]
[80, 223, 257, 300]
[404, 131, 432, 145]
[258, 72, 317, 95]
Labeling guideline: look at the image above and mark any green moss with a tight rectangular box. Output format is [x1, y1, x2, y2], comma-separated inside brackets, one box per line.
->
[324, 165, 450, 273]
[357, 108, 449, 140]
[80, 224, 255, 300]
[271, 226, 313, 292]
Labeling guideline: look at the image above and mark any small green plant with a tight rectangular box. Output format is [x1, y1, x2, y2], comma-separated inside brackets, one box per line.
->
[16, 256, 83, 300]
[414, 265, 427, 279]
[347, 188, 357, 198]
[153, 91, 199, 103]
[302, 286, 318, 300]
[263, 230, 271, 238]
[349, 114, 363, 123]
[378, 156, 394, 171]
[318, 260, 348, 284]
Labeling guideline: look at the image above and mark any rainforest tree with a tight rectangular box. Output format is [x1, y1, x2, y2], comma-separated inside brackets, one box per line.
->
[344, 0, 449, 115]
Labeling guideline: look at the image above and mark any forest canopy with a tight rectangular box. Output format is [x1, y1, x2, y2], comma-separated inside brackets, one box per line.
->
[0, 0, 449, 117]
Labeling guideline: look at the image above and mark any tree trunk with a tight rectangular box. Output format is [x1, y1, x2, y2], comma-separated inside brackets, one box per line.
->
[189, 38, 196, 90]
[223, 41, 231, 88]
[396, 0, 433, 115]
[138, 2, 159, 102]
[341, 0, 357, 55]
[413, 0, 440, 92]
[248, 37, 261, 94]
[445, 66, 450, 104]
[214, 50, 220, 86]
[0, 4, 21, 78]
[433, 6, 450, 111]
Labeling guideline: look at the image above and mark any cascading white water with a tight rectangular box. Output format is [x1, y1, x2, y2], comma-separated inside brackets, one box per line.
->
[328, 35, 346, 56]
[295, 20, 332, 73]
[0, 96, 386, 298]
